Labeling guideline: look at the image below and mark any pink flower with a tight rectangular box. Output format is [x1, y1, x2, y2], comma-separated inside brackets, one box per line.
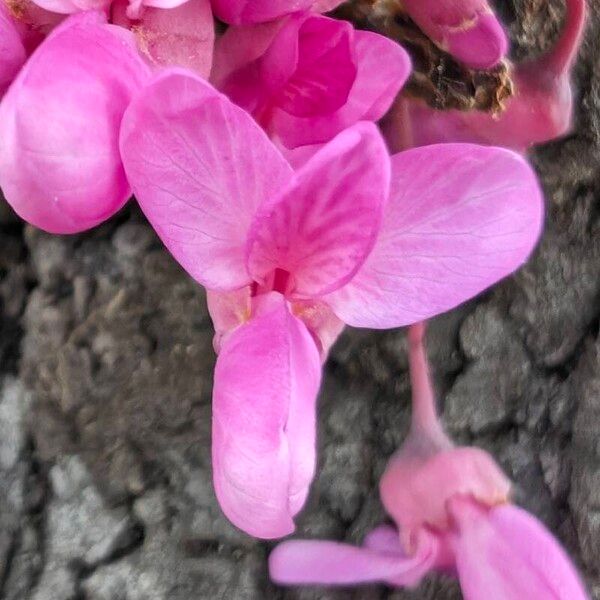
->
[0, 11, 151, 233]
[119, 68, 543, 538]
[270, 324, 590, 599]
[401, 0, 508, 69]
[212, 12, 411, 149]
[386, 0, 586, 152]
[211, 0, 343, 25]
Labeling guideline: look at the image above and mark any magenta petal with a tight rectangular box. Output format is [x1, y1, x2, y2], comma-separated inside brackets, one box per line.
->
[212, 0, 313, 25]
[120, 69, 293, 291]
[246, 122, 390, 298]
[212, 292, 321, 538]
[0, 12, 150, 234]
[270, 528, 437, 586]
[326, 144, 543, 328]
[450, 499, 589, 600]
[401, 0, 508, 69]
[131, 0, 214, 77]
[271, 29, 411, 148]
[0, 4, 26, 95]
[261, 15, 356, 118]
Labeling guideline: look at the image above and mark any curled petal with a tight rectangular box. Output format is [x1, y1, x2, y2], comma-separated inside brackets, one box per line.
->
[0, 11, 150, 234]
[326, 144, 543, 328]
[401, 0, 508, 69]
[449, 498, 590, 600]
[270, 527, 438, 586]
[271, 29, 411, 148]
[120, 69, 293, 290]
[212, 292, 321, 538]
[212, 0, 313, 25]
[0, 3, 26, 95]
[246, 122, 390, 298]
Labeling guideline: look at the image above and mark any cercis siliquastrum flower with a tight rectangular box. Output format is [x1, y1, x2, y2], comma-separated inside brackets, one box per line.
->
[386, 0, 586, 152]
[270, 323, 590, 599]
[118, 68, 543, 538]
[212, 10, 411, 151]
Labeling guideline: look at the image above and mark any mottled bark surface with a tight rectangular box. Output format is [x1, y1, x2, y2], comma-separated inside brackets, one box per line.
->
[1, 1, 600, 598]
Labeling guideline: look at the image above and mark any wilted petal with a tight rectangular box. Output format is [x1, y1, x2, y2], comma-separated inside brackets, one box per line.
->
[212, 0, 313, 24]
[120, 69, 293, 290]
[247, 122, 389, 298]
[270, 527, 438, 586]
[0, 11, 150, 234]
[326, 144, 543, 328]
[127, 0, 214, 77]
[0, 3, 26, 95]
[401, 0, 507, 69]
[449, 498, 589, 600]
[212, 292, 321, 538]
[272, 29, 411, 148]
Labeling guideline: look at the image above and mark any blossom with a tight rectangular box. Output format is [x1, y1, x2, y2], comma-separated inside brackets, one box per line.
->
[401, 0, 508, 69]
[270, 324, 590, 599]
[386, 0, 586, 152]
[119, 68, 543, 538]
[211, 0, 343, 25]
[212, 12, 411, 149]
[0, 11, 151, 233]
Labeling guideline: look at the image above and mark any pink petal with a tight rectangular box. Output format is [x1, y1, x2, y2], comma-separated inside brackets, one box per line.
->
[401, 0, 508, 69]
[269, 527, 438, 586]
[120, 69, 293, 291]
[129, 0, 214, 77]
[271, 29, 411, 148]
[212, 292, 321, 538]
[246, 122, 389, 298]
[312, 0, 345, 12]
[0, 3, 26, 95]
[206, 287, 252, 353]
[0, 11, 150, 234]
[325, 144, 543, 328]
[211, 0, 313, 24]
[259, 14, 356, 118]
[29, 0, 109, 14]
[291, 300, 345, 360]
[449, 498, 589, 600]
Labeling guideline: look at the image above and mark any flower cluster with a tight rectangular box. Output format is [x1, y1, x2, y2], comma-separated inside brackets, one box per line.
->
[0, 0, 590, 596]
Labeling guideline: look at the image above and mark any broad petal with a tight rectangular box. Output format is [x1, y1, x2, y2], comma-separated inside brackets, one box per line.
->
[246, 122, 390, 298]
[0, 12, 150, 234]
[450, 499, 589, 600]
[120, 69, 293, 291]
[401, 0, 508, 69]
[326, 144, 543, 328]
[212, 0, 313, 24]
[270, 528, 438, 586]
[29, 0, 109, 14]
[272, 29, 411, 148]
[0, 4, 26, 95]
[212, 292, 321, 538]
[129, 0, 214, 77]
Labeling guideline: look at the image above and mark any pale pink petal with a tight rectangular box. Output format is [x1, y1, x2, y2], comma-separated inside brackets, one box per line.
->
[259, 14, 356, 118]
[206, 287, 251, 353]
[246, 122, 389, 298]
[326, 144, 543, 328]
[0, 12, 150, 234]
[0, 3, 26, 95]
[29, 0, 109, 14]
[272, 29, 411, 148]
[212, 0, 313, 24]
[312, 0, 345, 12]
[269, 528, 438, 586]
[212, 292, 321, 538]
[449, 498, 589, 600]
[401, 0, 507, 69]
[120, 69, 293, 291]
[130, 0, 214, 77]
[291, 300, 345, 359]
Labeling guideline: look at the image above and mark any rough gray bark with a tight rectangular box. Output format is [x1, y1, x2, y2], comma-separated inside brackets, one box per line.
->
[0, 1, 599, 598]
